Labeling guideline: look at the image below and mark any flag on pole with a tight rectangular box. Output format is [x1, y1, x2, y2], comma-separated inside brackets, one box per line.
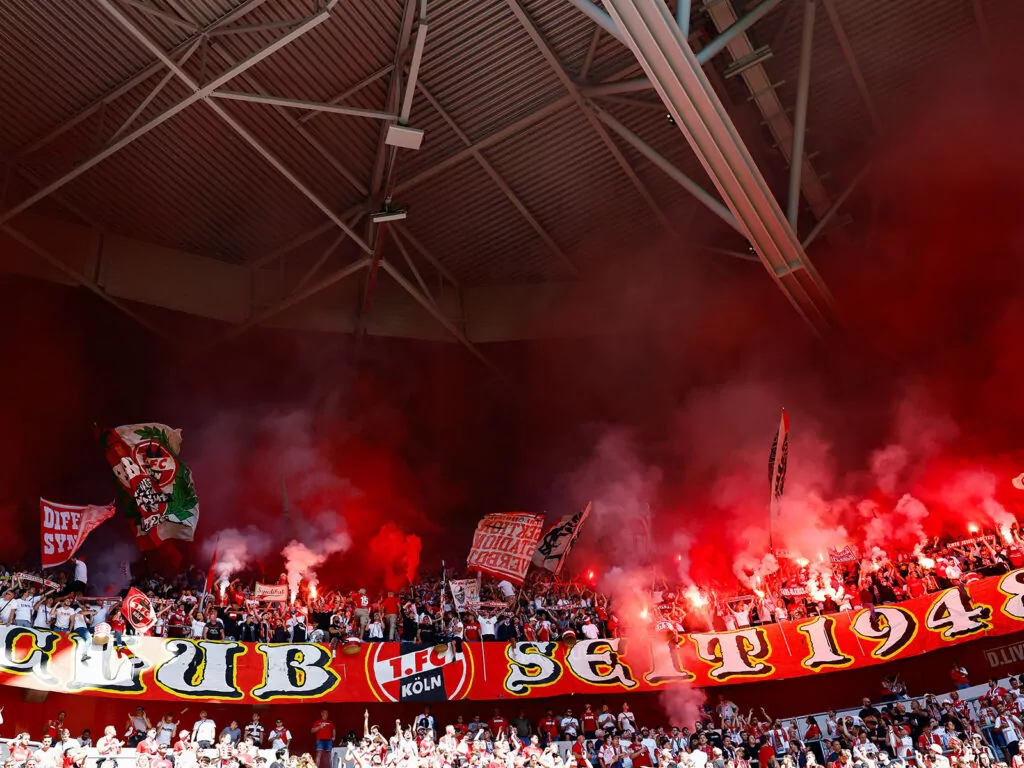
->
[768, 409, 790, 514]
[98, 423, 200, 550]
[39, 499, 116, 569]
[532, 502, 592, 574]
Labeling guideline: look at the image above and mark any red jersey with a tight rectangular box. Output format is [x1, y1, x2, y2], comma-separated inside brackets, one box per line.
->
[44, 720, 63, 740]
[571, 743, 585, 757]
[582, 712, 597, 732]
[489, 716, 507, 734]
[137, 739, 160, 756]
[464, 622, 480, 641]
[313, 720, 335, 740]
[383, 596, 400, 615]
[539, 716, 559, 740]
[352, 593, 370, 609]
[109, 615, 126, 633]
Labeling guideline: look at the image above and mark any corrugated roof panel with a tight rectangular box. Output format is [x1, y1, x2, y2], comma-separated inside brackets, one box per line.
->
[482, 105, 664, 270]
[400, 159, 559, 283]
[521, 0, 598, 74]
[419, 0, 566, 142]
[43, 107, 329, 262]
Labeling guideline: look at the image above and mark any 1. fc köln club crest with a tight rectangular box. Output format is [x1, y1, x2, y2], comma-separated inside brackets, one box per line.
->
[367, 644, 472, 702]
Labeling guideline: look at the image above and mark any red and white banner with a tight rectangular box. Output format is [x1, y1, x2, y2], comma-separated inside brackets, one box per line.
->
[124, 588, 156, 633]
[5, 570, 1024, 702]
[467, 512, 545, 584]
[39, 499, 116, 569]
[254, 583, 289, 602]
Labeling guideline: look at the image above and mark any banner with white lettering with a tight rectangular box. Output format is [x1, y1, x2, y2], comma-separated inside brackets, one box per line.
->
[466, 512, 545, 585]
[254, 583, 289, 602]
[449, 579, 480, 612]
[39, 499, 116, 569]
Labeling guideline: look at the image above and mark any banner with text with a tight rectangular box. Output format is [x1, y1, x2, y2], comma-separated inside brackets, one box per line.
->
[254, 583, 289, 602]
[4, 570, 1024, 702]
[466, 512, 544, 585]
[40, 499, 116, 569]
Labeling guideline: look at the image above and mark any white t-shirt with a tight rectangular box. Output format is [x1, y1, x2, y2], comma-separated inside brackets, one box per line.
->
[72, 610, 89, 630]
[497, 581, 516, 598]
[53, 606, 76, 630]
[157, 722, 176, 746]
[618, 711, 636, 732]
[193, 718, 217, 744]
[191, 619, 206, 638]
[582, 622, 599, 639]
[33, 605, 53, 628]
[74, 560, 88, 583]
[34, 746, 60, 768]
[478, 616, 497, 636]
[13, 597, 39, 623]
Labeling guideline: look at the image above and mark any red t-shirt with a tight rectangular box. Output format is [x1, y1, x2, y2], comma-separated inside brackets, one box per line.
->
[582, 712, 597, 732]
[383, 597, 400, 615]
[314, 720, 335, 740]
[571, 743, 585, 757]
[137, 739, 160, 755]
[539, 717, 559, 740]
[464, 622, 480, 641]
[489, 716, 507, 734]
[758, 744, 776, 767]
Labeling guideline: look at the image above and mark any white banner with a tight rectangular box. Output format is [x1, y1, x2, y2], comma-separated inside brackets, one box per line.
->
[254, 582, 289, 602]
[450, 579, 480, 612]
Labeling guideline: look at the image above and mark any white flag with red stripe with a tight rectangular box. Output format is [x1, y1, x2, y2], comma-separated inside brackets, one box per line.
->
[769, 409, 790, 514]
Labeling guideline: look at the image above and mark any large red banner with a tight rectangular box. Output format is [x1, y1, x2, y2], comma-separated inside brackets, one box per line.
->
[466, 512, 545, 584]
[39, 498, 115, 569]
[4, 569, 1024, 703]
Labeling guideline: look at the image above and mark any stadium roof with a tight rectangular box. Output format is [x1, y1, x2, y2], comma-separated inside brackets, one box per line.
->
[0, 0, 1018, 365]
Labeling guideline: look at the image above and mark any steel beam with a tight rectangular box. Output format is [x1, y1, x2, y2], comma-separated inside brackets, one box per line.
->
[567, 0, 784, 66]
[394, 96, 575, 194]
[416, 82, 580, 277]
[210, 90, 398, 121]
[400, 1, 429, 124]
[205, 38, 369, 196]
[0, 7, 329, 228]
[391, 223, 459, 286]
[504, 0, 676, 235]
[593, 108, 741, 234]
[13, 0, 269, 159]
[379, 260, 498, 375]
[602, 0, 834, 334]
[787, 0, 815, 230]
[702, 0, 835, 230]
[820, 0, 883, 136]
[120, 0, 198, 31]
[676, 0, 691, 38]
[297, 64, 395, 125]
[801, 163, 869, 249]
[389, 226, 434, 304]
[96, 0, 373, 255]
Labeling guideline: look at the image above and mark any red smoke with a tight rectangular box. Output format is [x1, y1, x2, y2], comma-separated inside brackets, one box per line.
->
[368, 523, 422, 591]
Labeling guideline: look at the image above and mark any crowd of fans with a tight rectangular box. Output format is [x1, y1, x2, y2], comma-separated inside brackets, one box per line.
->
[1, 526, 1022, 647]
[6, 667, 1024, 768]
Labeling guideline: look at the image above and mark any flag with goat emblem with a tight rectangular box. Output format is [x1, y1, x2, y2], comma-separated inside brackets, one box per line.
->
[99, 423, 199, 550]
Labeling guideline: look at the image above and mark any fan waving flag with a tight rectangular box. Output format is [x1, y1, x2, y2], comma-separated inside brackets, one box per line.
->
[39, 499, 115, 568]
[768, 409, 790, 515]
[98, 423, 199, 550]
[123, 587, 156, 633]
[467, 512, 545, 585]
[532, 502, 592, 574]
